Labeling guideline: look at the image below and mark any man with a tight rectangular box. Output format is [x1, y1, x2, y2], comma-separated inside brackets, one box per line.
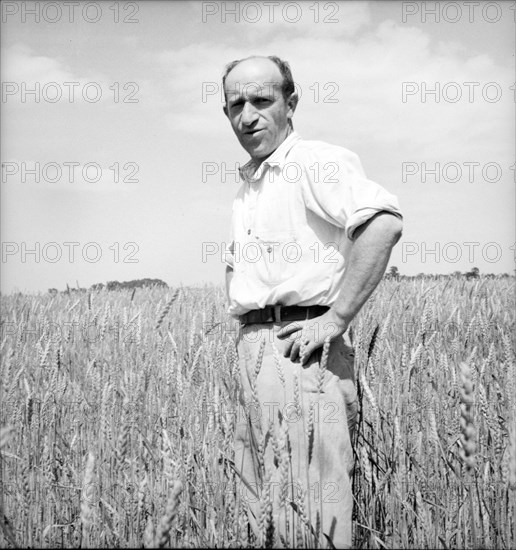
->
[222, 55, 402, 548]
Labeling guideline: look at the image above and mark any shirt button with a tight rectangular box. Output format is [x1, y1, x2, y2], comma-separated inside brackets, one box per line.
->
[247, 229, 251, 235]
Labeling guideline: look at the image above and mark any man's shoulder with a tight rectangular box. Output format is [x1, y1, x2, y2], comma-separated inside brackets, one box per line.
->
[290, 137, 360, 164]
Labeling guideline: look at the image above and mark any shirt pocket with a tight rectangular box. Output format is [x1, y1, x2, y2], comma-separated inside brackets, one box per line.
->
[252, 229, 299, 286]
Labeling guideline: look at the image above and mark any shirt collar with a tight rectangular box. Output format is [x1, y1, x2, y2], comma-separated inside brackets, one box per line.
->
[239, 131, 301, 183]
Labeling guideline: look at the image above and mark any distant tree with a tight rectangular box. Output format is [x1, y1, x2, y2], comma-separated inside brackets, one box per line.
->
[48, 288, 58, 296]
[90, 283, 105, 291]
[104, 278, 169, 291]
[465, 267, 480, 280]
[388, 265, 400, 281]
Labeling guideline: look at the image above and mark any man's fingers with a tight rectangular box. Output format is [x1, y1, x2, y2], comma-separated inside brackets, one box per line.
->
[283, 338, 294, 358]
[300, 344, 314, 366]
[290, 340, 301, 363]
[277, 321, 303, 339]
[283, 335, 303, 361]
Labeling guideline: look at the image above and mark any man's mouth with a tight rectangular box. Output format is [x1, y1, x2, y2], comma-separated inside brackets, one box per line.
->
[243, 129, 263, 136]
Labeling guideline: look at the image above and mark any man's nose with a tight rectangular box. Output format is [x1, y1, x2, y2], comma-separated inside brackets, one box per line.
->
[241, 102, 258, 125]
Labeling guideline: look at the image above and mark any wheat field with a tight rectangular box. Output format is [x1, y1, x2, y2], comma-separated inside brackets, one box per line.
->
[1, 277, 515, 548]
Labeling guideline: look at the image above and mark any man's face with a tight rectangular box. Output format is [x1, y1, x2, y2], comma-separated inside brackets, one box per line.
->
[223, 58, 297, 162]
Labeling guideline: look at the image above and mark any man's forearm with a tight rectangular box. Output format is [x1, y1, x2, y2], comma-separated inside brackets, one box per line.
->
[329, 212, 403, 328]
[277, 211, 402, 363]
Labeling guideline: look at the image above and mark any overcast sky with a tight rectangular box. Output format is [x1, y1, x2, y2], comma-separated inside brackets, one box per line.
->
[1, 0, 514, 293]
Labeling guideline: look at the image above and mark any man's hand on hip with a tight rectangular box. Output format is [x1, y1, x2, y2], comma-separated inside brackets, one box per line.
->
[277, 310, 348, 365]
[277, 212, 402, 365]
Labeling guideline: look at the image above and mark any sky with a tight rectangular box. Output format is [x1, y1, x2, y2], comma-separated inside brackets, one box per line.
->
[1, 0, 515, 294]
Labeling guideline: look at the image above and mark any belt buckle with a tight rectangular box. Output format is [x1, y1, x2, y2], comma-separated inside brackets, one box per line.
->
[274, 305, 282, 323]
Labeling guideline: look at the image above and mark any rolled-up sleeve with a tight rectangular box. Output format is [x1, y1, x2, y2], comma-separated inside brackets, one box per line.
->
[300, 145, 403, 240]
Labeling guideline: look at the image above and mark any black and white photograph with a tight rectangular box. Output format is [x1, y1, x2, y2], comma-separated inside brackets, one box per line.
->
[1, 1, 515, 548]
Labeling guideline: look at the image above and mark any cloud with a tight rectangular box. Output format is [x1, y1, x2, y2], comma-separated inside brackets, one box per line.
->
[152, 18, 512, 167]
[197, 1, 371, 39]
[1, 43, 115, 104]
[2, 42, 93, 82]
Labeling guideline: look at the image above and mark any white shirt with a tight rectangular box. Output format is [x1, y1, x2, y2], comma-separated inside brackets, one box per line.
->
[226, 132, 402, 317]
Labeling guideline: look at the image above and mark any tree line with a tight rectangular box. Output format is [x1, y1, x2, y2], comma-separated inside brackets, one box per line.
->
[385, 266, 513, 281]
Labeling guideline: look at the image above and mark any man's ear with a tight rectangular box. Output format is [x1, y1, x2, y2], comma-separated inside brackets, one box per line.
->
[287, 92, 299, 119]
[223, 104, 228, 118]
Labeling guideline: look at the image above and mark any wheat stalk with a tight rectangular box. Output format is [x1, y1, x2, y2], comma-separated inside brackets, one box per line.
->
[459, 362, 476, 472]
[509, 419, 516, 491]
[259, 471, 275, 548]
[272, 342, 286, 387]
[359, 370, 379, 418]
[254, 337, 266, 380]
[155, 480, 182, 548]
[155, 289, 180, 331]
[316, 338, 331, 395]
[80, 452, 96, 548]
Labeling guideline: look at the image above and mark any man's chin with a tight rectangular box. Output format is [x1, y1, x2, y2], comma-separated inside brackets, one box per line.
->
[246, 145, 274, 162]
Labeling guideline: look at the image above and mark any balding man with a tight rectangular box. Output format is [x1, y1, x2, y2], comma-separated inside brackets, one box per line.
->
[222, 55, 402, 548]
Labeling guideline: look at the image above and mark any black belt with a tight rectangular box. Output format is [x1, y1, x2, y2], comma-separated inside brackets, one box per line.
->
[240, 305, 329, 325]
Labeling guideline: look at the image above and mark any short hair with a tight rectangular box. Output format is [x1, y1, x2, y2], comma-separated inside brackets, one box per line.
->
[222, 55, 295, 103]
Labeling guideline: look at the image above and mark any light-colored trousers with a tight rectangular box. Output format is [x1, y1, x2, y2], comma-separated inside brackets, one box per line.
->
[233, 321, 358, 549]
